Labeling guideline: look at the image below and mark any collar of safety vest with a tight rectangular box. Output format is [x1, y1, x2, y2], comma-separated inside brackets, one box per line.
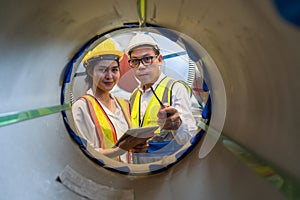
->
[138, 73, 166, 94]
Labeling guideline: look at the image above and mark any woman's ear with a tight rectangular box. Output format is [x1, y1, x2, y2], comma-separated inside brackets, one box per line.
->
[86, 67, 93, 77]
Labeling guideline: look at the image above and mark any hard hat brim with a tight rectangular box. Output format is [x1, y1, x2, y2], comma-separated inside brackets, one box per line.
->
[126, 44, 159, 55]
[83, 50, 124, 66]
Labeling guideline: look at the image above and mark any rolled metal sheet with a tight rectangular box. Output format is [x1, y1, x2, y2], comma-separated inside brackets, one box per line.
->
[0, 0, 299, 199]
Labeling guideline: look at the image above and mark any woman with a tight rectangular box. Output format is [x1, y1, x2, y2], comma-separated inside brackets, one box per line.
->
[72, 38, 147, 163]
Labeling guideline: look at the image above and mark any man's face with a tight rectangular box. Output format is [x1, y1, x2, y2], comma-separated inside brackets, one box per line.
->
[130, 46, 162, 87]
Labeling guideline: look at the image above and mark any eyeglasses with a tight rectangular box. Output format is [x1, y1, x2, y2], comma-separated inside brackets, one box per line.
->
[128, 55, 158, 68]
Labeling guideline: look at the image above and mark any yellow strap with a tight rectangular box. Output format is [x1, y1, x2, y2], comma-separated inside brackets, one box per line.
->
[131, 77, 172, 134]
[130, 89, 141, 128]
[142, 78, 171, 130]
[115, 97, 132, 128]
[82, 95, 116, 149]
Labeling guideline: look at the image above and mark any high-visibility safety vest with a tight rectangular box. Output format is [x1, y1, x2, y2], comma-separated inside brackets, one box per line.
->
[81, 94, 132, 149]
[129, 76, 191, 134]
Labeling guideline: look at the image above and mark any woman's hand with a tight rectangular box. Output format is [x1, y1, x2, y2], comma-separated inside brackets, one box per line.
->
[117, 135, 150, 152]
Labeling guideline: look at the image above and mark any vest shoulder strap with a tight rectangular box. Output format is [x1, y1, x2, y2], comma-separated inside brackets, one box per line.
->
[170, 80, 192, 99]
[115, 97, 132, 128]
[129, 87, 140, 109]
[80, 94, 117, 149]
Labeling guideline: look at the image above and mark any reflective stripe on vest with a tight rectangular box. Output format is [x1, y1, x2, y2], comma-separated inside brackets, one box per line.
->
[130, 77, 191, 133]
[81, 94, 132, 149]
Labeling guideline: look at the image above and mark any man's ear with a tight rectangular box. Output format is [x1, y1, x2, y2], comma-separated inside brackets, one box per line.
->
[158, 54, 163, 64]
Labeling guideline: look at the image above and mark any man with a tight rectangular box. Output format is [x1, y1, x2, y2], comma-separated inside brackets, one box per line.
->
[126, 32, 197, 162]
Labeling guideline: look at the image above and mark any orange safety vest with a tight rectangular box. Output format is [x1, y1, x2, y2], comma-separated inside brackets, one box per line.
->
[81, 94, 132, 150]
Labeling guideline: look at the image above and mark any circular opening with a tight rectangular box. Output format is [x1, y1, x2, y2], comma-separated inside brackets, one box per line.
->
[61, 25, 225, 175]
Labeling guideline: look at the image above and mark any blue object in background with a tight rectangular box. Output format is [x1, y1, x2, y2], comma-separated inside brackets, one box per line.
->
[273, 0, 300, 27]
[201, 81, 211, 122]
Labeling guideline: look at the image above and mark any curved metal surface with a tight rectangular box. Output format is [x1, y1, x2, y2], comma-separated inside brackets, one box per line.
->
[0, 0, 299, 199]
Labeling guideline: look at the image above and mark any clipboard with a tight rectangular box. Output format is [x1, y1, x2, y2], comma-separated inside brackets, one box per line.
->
[115, 126, 159, 147]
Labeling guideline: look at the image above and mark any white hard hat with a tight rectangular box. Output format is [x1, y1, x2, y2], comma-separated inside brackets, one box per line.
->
[126, 32, 160, 55]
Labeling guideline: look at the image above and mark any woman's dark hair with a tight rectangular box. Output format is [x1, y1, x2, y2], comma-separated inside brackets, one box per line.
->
[85, 66, 94, 89]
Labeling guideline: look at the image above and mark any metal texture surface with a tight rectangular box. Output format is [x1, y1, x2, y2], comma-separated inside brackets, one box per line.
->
[0, 0, 299, 199]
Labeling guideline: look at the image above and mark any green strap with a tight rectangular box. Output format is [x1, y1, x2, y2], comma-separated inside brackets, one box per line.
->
[137, 0, 147, 27]
[222, 135, 300, 200]
[197, 120, 209, 131]
[0, 104, 71, 127]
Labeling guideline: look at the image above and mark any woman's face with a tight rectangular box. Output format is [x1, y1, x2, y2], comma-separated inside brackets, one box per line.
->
[91, 59, 120, 93]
